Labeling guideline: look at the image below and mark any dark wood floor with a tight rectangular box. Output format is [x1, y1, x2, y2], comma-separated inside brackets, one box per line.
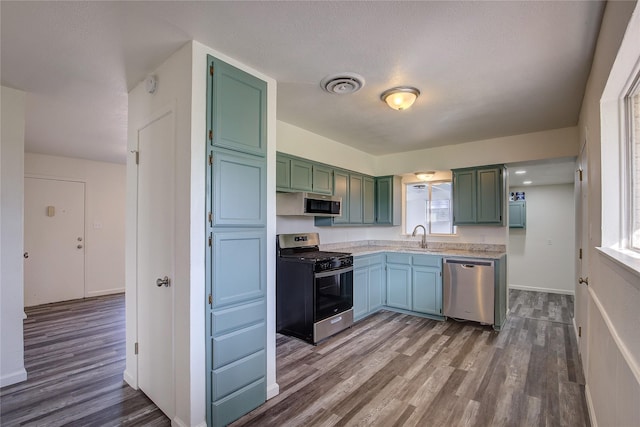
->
[1, 290, 586, 427]
[232, 289, 588, 427]
[0, 294, 170, 427]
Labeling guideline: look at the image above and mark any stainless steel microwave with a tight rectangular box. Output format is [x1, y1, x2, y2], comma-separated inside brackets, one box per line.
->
[276, 192, 342, 217]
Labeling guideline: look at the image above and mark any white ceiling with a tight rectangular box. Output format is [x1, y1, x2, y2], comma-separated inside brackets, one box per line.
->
[1, 1, 605, 165]
[507, 158, 577, 187]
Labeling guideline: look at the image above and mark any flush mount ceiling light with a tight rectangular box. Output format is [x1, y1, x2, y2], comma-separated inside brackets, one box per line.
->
[523, 180, 533, 185]
[320, 72, 365, 95]
[415, 171, 435, 181]
[515, 170, 527, 175]
[381, 86, 420, 111]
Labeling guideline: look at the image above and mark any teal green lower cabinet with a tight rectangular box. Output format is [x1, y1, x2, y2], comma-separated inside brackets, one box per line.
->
[386, 263, 412, 310]
[368, 263, 384, 312]
[353, 266, 369, 320]
[353, 254, 386, 320]
[493, 254, 508, 330]
[412, 267, 442, 315]
[385, 253, 443, 319]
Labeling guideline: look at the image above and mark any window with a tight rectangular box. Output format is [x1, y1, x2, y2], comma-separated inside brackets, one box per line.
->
[405, 181, 455, 235]
[600, 6, 640, 262]
[628, 77, 640, 250]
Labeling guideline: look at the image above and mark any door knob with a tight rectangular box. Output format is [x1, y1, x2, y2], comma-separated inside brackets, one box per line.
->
[156, 276, 170, 287]
[23, 252, 29, 259]
[77, 244, 83, 249]
[578, 276, 589, 285]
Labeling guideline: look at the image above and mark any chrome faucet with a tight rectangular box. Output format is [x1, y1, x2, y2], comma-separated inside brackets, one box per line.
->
[411, 225, 427, 249]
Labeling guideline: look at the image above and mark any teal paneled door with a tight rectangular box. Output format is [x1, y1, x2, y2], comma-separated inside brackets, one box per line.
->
[211, 58, 267, 157]
[206, 55, 267, 427]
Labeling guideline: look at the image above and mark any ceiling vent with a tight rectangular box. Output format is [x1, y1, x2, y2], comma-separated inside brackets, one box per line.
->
[320, 73, 365, 95]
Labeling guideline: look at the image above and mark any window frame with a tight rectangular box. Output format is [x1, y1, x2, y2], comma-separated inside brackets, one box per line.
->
[625, 75, 640, 251]
[404, 179, 456, 236]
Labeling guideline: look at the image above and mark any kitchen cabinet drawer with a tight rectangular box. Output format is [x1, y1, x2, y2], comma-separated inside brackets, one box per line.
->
[386, 253, 411, 265]
[412, 254, 442, 268]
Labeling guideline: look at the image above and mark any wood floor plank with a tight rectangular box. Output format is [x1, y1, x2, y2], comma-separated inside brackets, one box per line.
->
[232, 290, 589, 427]
[0, 294, 169, 427]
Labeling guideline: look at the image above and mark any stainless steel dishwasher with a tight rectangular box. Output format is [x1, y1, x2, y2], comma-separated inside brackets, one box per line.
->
[443, 258, 495, 324]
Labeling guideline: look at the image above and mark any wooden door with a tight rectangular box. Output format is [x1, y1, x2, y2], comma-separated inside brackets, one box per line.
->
[24, 177, 85, 306]
[137, 110, 175, 419]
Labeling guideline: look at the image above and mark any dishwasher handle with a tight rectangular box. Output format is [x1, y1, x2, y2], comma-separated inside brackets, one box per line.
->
[443, 258, 494, 268]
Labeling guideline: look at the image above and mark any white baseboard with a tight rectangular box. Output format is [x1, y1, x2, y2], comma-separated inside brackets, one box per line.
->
[508, 284, 575, 296]
[267, 382, 280, 400]
[172, 416, 207, 427]
[585, 384, 597, 427]
[86, 288, 125, 297]
[0, 368, 27, 387]
[123, 369, 137, 389]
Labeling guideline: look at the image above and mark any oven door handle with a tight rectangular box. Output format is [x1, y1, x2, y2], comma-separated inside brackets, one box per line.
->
[314, 266, 353, 279]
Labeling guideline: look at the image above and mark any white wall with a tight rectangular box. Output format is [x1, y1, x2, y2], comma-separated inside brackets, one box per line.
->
[375, 126, 579, 175]
[0, 86, 28, 387]
[127, 40, 277, 427]
[127, 41, 195, 426]
[508, 184, 575, 294]
[24, 153, 126, 297]
[575, 1, 640, 426]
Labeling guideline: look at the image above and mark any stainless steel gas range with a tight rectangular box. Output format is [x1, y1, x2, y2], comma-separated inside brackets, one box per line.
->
[276, 233, 353, 344]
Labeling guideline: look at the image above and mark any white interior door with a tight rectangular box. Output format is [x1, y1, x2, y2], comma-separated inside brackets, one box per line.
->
[574, 141, 589, 361]
[137, 110, 175, 419]
[24, 177, 85, 306]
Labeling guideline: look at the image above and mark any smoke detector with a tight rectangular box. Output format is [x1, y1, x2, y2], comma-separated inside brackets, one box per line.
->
[320, 72, 365, 94]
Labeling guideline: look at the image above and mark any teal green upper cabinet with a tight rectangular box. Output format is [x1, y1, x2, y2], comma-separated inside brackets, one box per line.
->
[276, 156, 290, 190]
[312, 164, 333, 195]
[375, 176, 402, 225]
[349, 175, 363, 223]
[452, 165, 505, 226]
[209, 58, 266, 157]
[452, 169, 477, 224]
[477, 168, 502, 223]
[332, 170, 350, 224]
[509, 200, 526, 228]
[275, 153, 333, 194]
[363, 177, 375, 224]
[315, 171, 376, 226]
[290, 159, 313, 191]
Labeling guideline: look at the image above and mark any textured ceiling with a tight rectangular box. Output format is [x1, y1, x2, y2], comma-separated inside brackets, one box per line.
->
[1, 1, 605, 164]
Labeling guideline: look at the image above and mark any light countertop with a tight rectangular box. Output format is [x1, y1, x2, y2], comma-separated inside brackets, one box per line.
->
[321, 240, 506, 260]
